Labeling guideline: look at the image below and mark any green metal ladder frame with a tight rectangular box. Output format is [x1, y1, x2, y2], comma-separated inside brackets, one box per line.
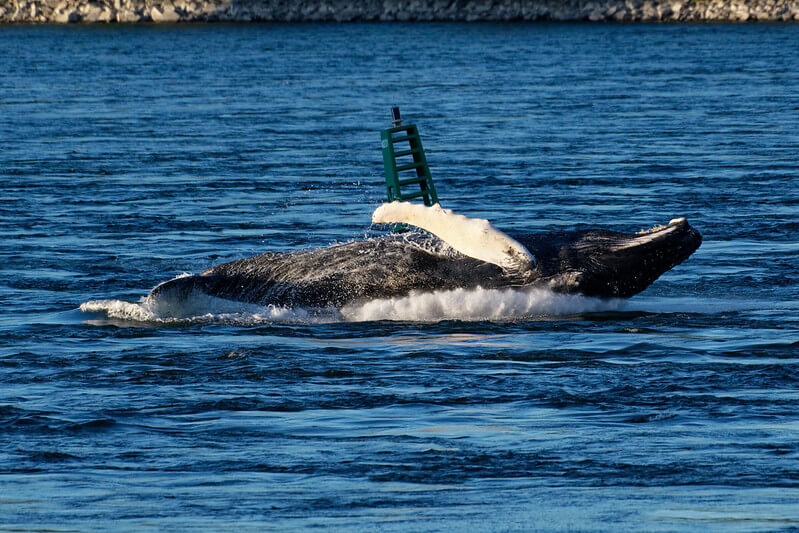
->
[380, 124, 439, 206]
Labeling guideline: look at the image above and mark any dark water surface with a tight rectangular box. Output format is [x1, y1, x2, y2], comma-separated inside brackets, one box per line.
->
[2, 23, 798, 531]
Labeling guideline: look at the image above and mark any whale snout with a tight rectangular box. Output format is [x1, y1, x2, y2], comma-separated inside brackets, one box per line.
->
[527, 218, 702, 299]
[584, 218, 702, 298]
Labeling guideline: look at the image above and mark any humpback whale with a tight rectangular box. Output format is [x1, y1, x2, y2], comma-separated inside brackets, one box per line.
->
[147, 203, 701, 310]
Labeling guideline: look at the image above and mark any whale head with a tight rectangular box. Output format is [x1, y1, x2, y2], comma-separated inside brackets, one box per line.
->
[517, 217, 702, 298]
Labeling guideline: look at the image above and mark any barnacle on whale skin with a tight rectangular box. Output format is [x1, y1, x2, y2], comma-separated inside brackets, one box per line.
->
[637, 224, 667, 235]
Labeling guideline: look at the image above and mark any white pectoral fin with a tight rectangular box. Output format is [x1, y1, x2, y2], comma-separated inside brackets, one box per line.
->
[372, 202, 536, 272]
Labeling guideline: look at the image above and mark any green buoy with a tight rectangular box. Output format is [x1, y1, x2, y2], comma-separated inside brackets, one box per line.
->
[380, 107, 439, 206]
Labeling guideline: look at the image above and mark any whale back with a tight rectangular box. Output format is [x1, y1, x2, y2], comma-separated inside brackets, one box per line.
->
[150, 233, 508, 308]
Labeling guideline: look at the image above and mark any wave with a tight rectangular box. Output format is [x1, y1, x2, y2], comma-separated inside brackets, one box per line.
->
[79, 280, 623, 325]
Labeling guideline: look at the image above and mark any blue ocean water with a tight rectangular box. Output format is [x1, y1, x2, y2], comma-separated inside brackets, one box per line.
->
[1, 22, 798, 531]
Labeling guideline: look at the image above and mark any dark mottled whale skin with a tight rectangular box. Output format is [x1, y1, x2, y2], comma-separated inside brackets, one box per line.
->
[149, 218, 702, 308]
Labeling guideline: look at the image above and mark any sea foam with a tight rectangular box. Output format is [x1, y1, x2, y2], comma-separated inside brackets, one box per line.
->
[80, 282, 623, 325]
[342, 287, 623, 322]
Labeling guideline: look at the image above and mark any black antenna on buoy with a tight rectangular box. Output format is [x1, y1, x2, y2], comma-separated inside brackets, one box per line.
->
[391, 106, 403, 127]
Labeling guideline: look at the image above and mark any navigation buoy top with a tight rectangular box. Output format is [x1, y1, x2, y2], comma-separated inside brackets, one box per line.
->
[380, 108, 439, 207]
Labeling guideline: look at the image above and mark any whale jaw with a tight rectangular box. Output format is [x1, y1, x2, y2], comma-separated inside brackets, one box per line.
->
[523, 217, 702, 298]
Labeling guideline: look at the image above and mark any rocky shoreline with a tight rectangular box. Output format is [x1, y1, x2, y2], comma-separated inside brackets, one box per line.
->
[3, 0, 799, 24]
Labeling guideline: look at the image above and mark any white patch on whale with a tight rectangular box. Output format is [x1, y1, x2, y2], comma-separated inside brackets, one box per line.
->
[372, 201, 535, 272]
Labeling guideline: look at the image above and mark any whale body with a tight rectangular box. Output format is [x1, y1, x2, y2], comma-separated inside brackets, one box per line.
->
[148, 207, 702, 309]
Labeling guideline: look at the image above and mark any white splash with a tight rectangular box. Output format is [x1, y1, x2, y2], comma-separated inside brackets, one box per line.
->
[79, 286, 331, 325]
[80, 285, 622, 325]
[372, 201, 535, 272]
[341, 287, 624, 322]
